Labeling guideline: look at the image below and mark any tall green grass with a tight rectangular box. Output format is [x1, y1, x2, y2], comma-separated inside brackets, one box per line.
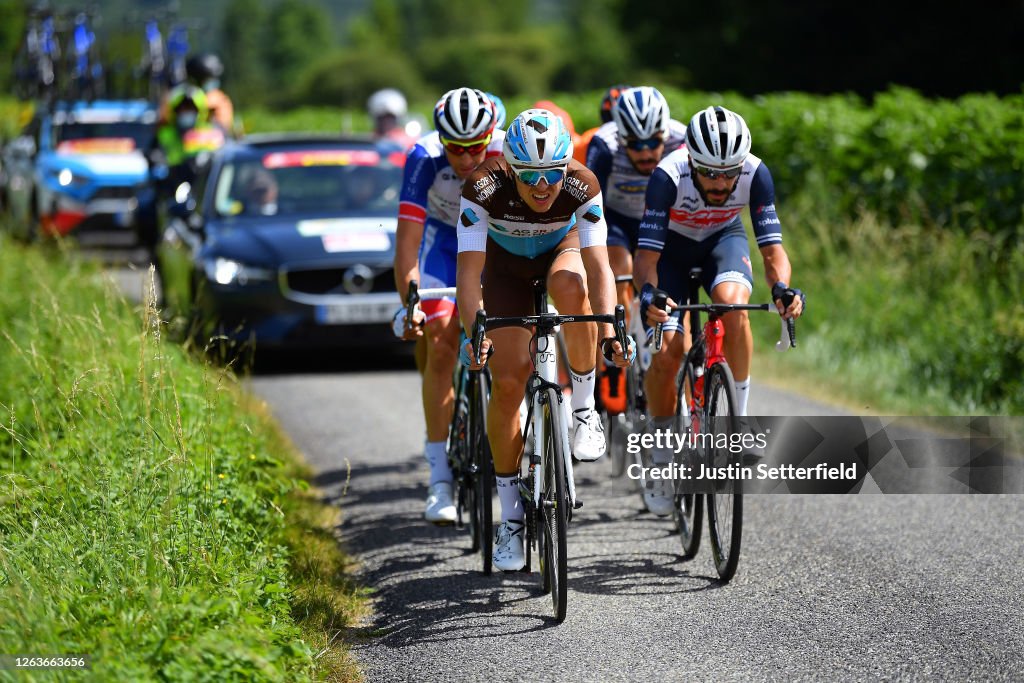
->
[746, 201, 1024, 415]
[0, 238, 363, 681]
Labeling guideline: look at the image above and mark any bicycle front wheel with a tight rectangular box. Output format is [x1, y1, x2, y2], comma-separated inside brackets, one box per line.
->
[538, 393, 568, 622]
[704, 362, 743, 582]
[471, 370, 494, 575]
[673, 355, 702, 559]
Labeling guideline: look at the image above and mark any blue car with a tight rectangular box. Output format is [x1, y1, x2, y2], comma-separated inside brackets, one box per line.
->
[155, 134, 408, 351]
[1, 99, 157, 244]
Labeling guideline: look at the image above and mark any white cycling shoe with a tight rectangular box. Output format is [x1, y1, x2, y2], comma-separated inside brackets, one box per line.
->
[493, 520, 526, 571]
[424, 481, 456, 524]
[572, 407, 607, 461]
[642, 448, 675, 516]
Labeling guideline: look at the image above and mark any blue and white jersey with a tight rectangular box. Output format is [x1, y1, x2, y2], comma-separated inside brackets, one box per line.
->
[398, 130, 505, 232]
[637, 147, 783, 250]
[458, 157, 608, 259]
[585, 119, 687, 225]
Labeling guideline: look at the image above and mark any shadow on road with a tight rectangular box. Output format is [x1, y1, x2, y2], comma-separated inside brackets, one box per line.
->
[331, 453, 723, 648]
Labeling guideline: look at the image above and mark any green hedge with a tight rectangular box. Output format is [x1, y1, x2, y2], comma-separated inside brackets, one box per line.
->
[240, 87, 1023, 236]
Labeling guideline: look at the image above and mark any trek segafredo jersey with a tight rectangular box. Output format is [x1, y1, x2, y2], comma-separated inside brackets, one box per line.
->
[398, 130, 505, 232]
[585, 118, 687, 224]
[637, 147, 783, 251]
[458, 157, 608, 259]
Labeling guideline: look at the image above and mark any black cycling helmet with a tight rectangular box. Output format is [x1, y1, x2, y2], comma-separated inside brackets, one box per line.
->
[186, 53, 224, 82]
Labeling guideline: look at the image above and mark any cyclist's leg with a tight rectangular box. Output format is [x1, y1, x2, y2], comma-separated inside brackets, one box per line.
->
[480, 239, 549, 570]
[705, 223, 755, 415]
[643, 231, 699, 420]
[419, 225, 460, 522]
[547, 239, 606, 461]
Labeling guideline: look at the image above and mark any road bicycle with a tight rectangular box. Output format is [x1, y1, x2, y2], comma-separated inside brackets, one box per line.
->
[404, 281, 494, 574]
[66, 12, 103, 101]
[14, 10, 60, 103]
[654, 267, 797, 582]
[472, 280, 630, 622]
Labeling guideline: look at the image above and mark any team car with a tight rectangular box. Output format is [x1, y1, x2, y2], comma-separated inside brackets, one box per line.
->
[155, 134, 407, 351]
[1, 99, 157, 244]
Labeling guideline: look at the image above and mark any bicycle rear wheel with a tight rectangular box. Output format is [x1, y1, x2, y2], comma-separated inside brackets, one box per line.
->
[471, 370, 494, 575]
[538, 393, 568, 622]
[673, 354, 702, 559]
[704, 362, 743, 582]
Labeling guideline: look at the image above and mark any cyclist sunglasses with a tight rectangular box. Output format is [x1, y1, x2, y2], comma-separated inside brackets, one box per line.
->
[623, 136, 664, 151]
[513, 167, 566, 186]
[693, 164, 743, 180]
[441, 135, 491, 156]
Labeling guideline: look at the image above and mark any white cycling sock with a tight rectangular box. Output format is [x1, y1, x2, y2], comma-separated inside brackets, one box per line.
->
[570, 367, 596, 413]
[496, 475, 523, 522]
[735, 377, 751, 417]
[424, 441, 452, 485]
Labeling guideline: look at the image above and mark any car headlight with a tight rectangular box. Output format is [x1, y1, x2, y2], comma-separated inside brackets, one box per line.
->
[55, 168, 90, 187]
[203, 257, 276, 286]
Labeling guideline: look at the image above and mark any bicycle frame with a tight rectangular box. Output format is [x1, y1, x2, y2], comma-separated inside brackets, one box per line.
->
[473, 282, 629, 510]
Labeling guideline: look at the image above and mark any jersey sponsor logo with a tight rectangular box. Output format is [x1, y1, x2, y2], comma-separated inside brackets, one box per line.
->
[562, 175, 591, 202]
[645, 208, 667, 218]
[757, 203, 776, 214]
[756, 215, 781, 228]
[460, 208, 480, 227]
[583, 206, 602, 223]
[669, 206, 744, 227]
[613, 180, 647, 194]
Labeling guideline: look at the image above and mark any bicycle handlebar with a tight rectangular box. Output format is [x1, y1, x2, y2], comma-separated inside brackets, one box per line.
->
[652, 302, 797, 352]
[471, 305, 630, 365]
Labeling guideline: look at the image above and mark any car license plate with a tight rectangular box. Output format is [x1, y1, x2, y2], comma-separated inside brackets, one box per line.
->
[315, 301, 395, 325]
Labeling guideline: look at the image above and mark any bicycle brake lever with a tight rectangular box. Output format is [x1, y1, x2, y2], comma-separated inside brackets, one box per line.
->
[775, 315, 795, 352]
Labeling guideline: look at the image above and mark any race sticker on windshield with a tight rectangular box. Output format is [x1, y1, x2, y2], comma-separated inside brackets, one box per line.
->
[263, 150, 381, 168]
[297, 218, 397, 236]
[56, 138, 136, 154]
[321, 232, 390, 253]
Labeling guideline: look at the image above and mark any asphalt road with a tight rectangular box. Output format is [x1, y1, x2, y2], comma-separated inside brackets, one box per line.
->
[247, 356, 1024, 682]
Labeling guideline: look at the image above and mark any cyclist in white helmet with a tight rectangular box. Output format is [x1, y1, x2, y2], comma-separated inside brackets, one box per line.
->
[586, 86, 687, 409]
[367, 87, 415, 148]
[392, 88, 504, 524]
[456, 109, 635, 571]
[634, 105, 805, 515]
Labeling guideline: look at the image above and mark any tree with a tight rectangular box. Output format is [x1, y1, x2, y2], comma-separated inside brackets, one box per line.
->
[221, 0, 269, 105]
[263, 0, 334, 97]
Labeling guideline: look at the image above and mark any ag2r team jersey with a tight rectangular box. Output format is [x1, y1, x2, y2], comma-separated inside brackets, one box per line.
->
[585, 118, 687, 224]
[637, 147, 783, 252]
[458, 157, 608, 259]
[398, 130, 506, 234]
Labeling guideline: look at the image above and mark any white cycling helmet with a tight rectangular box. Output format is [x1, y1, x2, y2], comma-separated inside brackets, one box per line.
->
[367, 88, 407, 118]
[502, 108, 574, 169]
[612, 86, 670, 140]
[433, 88, 496, 140]
[686, 106, 752, 169]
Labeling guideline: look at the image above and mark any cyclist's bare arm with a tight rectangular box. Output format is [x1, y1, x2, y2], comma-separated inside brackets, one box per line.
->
[580, 244, 618, 342]
[456, 250, 492, 368]
[633, 247, 678, 327]
[393, 217, 425, 304]
[759, 243, 803, 318]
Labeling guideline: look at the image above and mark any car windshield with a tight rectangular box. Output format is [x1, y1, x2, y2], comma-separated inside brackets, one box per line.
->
[214, 148, 402, 219]
[54, 122, 155, 152]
